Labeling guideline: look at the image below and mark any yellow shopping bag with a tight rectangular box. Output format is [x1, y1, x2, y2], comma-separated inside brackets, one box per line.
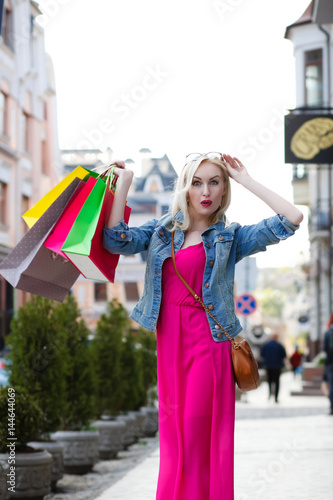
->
[22, 166, 90, 228]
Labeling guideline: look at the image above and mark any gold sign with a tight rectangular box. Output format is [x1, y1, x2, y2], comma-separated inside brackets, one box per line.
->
[290, 117, 333, 160]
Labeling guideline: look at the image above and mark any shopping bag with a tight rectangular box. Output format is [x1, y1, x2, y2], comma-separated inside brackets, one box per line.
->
[62, 177, 131, 282]
[44, 177, 96, 258]
[22, 166, 92, 228]
[0, 179, 82, 302]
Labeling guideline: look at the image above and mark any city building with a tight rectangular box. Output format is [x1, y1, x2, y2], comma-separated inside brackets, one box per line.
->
[284, 0, 333, 357]
[0, 0, 61, 342]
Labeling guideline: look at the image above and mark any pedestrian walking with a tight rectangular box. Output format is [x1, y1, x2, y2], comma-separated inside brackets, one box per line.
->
[103, 153, 303, 500]
[260, 332, 287, 403]
[323, 313, 333, 415]
[290, 344, 302, 377]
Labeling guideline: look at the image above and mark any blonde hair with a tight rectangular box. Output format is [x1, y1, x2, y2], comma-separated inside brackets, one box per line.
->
[171, 154, 231, 231]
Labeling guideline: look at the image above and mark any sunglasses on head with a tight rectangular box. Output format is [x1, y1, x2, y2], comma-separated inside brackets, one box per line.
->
[185, 152, 224, 163]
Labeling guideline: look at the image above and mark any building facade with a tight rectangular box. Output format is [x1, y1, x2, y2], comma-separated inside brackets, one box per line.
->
[285, 0, 333, 357]
[0, 0, 61, 342]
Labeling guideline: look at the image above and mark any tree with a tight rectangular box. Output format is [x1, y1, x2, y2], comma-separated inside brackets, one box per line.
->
[53, 295, 97, 430]
[137, 328, 157, 407]
[259, 288, 285, 319]
[91, 299, 127, 417]
[120, 330, 145, 411]
[0, 386, 43, 452]
[7, 296, 67, 438]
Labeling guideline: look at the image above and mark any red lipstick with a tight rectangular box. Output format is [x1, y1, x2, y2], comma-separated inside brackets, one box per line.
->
[201, 200, 212, 207]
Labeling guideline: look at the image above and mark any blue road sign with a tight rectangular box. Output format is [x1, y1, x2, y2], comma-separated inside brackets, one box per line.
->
[235, 294, 257, 316]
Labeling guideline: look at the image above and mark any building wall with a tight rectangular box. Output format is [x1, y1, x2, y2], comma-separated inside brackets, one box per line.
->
[286, 6, 333, 357]
[0, 1, 61, 336]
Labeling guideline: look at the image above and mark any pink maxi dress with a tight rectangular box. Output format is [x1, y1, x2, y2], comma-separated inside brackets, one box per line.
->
[156, 242, 236, 500]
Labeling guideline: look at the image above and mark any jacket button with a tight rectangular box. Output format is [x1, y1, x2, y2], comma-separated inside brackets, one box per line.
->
[159, 230, 164, 236]
[206, 243, 211, 249]
[217, 333, 223, 338]
[209, 261, 214, 267]
[208, 304, 214, 310]
[214, 324, 220, 329]
[205, 283, 209, 288]
[120, 233, 126, 239]
[219, 235, 224, 241]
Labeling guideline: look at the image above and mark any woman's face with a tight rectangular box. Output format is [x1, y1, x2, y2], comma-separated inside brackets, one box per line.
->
[187, 161, 226, 221]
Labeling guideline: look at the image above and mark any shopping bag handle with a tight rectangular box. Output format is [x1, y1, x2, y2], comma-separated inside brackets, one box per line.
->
[93, 164, 118, 193]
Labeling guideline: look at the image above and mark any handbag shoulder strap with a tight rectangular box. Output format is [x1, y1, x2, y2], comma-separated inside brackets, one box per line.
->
[171, 231, 236, 345]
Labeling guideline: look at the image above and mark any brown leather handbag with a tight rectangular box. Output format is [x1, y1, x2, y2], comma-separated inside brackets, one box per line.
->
[171, 232, 260, 393]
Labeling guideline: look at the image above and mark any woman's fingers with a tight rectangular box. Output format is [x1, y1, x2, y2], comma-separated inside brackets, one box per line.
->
[112, 160, 126, 169]
[223, 154, 244, 170]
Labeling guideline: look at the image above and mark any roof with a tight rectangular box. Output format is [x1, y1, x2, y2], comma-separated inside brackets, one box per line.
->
[135, 155, 178, 192]
[285, 1, 313, 38]
[285, 0, 333, 38]
[62, 149, 103, 154]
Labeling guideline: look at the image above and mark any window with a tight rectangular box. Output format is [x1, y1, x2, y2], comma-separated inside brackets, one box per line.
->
[29, 15, 34, 68]
[41, 138, 48, 174]
[21, 112, 30, 152]
[2, 0, 14, 51]
[21, 195, 29, 235]
[0, 182, 8, 225]
[305, 49, 323, 107]
[149, 181, 159, 192]
[124, 282, 139, 302]
[78, 285, 86, 304]
[0, 92, 7, 136]
[94, 283, 107, 302]
[293, 164, 308, 181]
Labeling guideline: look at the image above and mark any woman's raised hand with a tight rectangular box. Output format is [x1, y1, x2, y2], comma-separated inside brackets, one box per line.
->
[111, 160, 134, 187]
[106, 160, 134, 228]
[221, 154, 303, 225]
[222, 154, 250, 184]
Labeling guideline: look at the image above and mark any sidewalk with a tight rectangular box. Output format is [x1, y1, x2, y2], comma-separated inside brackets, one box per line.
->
[94, 371, 333, 500]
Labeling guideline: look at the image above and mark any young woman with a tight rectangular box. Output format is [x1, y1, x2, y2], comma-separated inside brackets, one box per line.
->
[103, 153, 303, 500]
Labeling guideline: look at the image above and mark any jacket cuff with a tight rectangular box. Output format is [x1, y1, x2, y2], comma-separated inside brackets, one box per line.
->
[103, 221, 132, 242]
[268, 214, 300, 240]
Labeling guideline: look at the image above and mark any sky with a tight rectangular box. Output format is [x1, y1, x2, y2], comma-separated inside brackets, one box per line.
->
[38, 0, 311, 268]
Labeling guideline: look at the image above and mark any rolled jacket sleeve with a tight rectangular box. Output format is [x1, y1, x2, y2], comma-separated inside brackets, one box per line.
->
[235, 214, 300, 262]
[103, 218, 158, 256]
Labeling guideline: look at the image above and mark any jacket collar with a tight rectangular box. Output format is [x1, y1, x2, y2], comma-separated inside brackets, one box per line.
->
[173, 210, 226, 230]
[161, 210, 228, 235]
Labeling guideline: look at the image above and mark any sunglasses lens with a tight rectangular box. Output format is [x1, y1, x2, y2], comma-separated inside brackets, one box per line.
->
[206, 152, 223, 160]
[185, 152, 224, 164]
[186, 153, 201, 162]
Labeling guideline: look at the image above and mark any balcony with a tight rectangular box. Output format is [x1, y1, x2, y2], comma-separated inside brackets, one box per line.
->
[308, 204, 331, 240]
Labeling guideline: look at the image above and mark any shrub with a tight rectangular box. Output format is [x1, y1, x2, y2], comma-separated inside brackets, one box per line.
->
[120, 330, 145, 412]
[137, 328, 157, 407]
[7, 296, 67, 438]
[53, 295, 98, 430]
[0, 386, 43, 452]
[91, 299, 128, 417]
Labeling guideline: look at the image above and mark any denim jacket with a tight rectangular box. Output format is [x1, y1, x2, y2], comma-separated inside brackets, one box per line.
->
[103, 211, 299, 342]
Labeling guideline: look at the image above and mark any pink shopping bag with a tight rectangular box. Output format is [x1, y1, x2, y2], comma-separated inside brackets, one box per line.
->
[44, 177, 96, 258]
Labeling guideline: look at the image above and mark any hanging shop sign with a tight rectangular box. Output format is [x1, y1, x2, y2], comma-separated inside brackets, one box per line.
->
[284, 113, 333, 164]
